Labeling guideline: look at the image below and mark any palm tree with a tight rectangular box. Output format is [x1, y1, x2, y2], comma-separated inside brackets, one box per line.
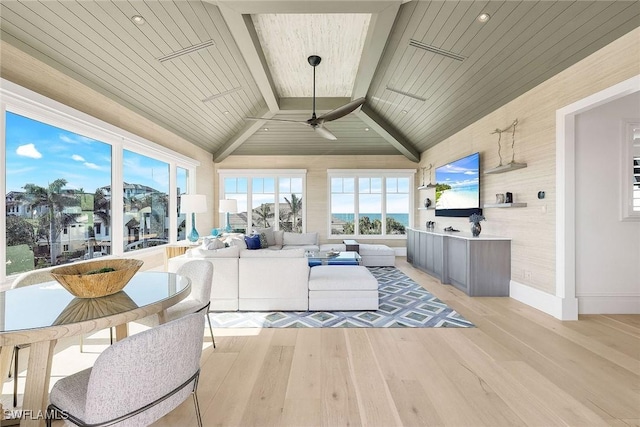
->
[19, 179, 79, 266]
[284, 194, 303, 232]
[253, 203, 273, 228]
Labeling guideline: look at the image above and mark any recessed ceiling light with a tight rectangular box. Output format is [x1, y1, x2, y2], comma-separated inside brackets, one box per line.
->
[364, 127, 370, 132]
[263, 128, 269, 131]
[477, 13, 491, 23]
[131, 15, 146, 26]
[401, 110, 408, 114]
[223, 111, 229, 115]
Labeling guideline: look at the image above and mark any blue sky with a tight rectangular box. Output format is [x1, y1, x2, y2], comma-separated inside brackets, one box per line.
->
[5, 112, 167, 193]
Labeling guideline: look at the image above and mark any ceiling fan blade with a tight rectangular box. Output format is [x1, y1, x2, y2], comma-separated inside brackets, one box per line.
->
[314, 125, 337, 140]
[316, 97, 365, 123]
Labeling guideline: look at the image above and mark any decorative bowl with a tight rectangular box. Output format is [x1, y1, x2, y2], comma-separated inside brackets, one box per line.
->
[50, 259, 144, 298]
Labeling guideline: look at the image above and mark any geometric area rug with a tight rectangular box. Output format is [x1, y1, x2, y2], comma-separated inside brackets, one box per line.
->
[208, 266, 474, 328]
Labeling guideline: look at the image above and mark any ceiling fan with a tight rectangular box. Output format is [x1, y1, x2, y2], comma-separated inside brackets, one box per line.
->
[246, 55, 366, 140]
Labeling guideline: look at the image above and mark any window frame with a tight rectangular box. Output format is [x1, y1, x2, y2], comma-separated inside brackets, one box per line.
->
[218, 169, 307, 233]
[1, 79, 199, 282]
[621, 121, 640, 221]
[327, 169, 415, 240]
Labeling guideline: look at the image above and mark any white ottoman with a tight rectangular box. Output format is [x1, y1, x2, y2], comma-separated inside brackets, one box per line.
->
[359, 244, 395, 267]
[308, 266, 379, 311]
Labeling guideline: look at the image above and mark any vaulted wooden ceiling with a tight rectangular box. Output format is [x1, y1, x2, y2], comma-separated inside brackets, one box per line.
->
[1, 0, 638, 162]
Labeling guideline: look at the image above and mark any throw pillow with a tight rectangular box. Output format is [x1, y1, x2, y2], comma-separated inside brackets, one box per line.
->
[258, 232, 269, 248]
[254, 227, 276, 246]
[201, 237, 224, 250]
[244, 234, 262, 250]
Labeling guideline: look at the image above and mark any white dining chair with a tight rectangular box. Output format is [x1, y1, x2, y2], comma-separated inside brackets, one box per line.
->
[136, 260, 216, 347]
[46, 312, 205, 427]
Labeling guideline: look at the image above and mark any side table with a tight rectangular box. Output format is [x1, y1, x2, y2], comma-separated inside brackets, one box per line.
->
[343, 239, 359, 253]
[164, 241, 199, 270]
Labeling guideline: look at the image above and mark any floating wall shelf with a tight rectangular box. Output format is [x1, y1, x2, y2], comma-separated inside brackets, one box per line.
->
[418, 207, 436, 210]
[417, 183, 437, 190]
[483, 202, 527, 208]
[484, 162, 527, 174]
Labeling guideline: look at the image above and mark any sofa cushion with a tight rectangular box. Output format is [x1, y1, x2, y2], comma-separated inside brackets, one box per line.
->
[201, 236, 225, 250]
[187, 246, 240, 258]
[254, 227, 276, 246]
[240, 248, 305, 258]
[244, 234, 262, 250]
[274, 230, 284, 246]
[283, 232, 318, 246]
[225, 234, 247, 250]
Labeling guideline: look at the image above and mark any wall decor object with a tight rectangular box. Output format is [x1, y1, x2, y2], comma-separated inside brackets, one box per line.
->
[418, 164, 437, 189]
[485, 119, 527, 174]
[424, 197, 432, 208]
[495, 193, 505, 204]
[538, 191, 546, 199]
[505, 192, 513, 203]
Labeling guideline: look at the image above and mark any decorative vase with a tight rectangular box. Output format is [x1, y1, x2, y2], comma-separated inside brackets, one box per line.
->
[471, 222, 481, 237]
[424, 197, 432, 208]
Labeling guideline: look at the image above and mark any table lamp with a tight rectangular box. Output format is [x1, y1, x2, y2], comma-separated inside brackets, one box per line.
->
[180, 194, 207, 242]
[219, 199, 238, 233]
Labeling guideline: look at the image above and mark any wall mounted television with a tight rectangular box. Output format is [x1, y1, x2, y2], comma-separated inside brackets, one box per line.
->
[434, 152, 482, 217]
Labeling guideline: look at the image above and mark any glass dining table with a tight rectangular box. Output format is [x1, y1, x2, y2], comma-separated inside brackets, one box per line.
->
[0, 271, 191, 427]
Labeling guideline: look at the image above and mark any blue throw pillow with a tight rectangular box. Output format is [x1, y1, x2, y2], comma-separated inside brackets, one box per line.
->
[244, 234, 261, 250]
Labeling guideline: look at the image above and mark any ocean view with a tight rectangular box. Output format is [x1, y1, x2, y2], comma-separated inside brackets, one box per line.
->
[332, 213, 409, 226]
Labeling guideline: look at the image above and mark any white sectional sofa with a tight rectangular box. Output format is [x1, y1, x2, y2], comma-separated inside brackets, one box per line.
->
[167, 231, 394, 311]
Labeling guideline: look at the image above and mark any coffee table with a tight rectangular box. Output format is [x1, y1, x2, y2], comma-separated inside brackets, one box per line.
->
[306, 251, 362, 266]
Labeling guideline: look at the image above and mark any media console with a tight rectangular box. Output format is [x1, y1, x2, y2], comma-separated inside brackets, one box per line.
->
[407, 228, 511, 296]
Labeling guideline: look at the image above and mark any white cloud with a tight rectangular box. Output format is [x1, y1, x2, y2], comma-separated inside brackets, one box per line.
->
[16, 143, 42, 159]
[72, 154, 85, 162]
[84, 162, 100, 170]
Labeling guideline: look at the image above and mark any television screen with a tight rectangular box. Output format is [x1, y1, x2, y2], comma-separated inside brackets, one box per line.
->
[435, 152, 482, 217]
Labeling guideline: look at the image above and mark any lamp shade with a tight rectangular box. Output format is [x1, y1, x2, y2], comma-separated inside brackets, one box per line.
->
[219, 199, 238, 214]
[180, 194, 207, 214]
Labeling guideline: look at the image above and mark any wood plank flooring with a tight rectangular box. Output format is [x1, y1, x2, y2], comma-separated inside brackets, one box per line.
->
[150, 259, 640, 427]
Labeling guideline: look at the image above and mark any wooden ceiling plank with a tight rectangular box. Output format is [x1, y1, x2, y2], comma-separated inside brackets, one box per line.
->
[404, 1, 618, 146]
[418, 2, 640, 148]
[0, 2, 217, 148]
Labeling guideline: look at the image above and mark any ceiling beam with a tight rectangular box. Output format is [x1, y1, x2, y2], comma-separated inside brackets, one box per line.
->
[351, 2, 402, 100]
[357, 105, 420, 162]
[213, 111, 275, 162]
[218, 4, 279, 114]
[213, 1, 403, 14]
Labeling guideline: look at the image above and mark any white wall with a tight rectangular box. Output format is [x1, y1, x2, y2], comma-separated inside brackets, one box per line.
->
[575, 92, 640, 314]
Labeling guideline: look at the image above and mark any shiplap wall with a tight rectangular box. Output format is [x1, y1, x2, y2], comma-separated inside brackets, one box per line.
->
[0, 40, 216, 270]
[417, 27, 640, 295]
[214, 155, 417, 247]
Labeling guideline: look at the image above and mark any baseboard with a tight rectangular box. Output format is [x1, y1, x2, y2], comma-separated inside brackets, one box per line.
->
[577, 294, 640, 314]
[510, 280, 578, 320]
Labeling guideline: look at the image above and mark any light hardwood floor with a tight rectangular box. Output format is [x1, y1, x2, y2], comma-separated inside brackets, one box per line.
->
[151, 259, 639, 427]
[7, 259, 636, 426]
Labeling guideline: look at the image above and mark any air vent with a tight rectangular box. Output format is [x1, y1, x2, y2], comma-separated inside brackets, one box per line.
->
[201, 87, 243, 103]
[408, 39, 466, 62]
[385, 86, 426, 102]
[157, 40, 215, 63]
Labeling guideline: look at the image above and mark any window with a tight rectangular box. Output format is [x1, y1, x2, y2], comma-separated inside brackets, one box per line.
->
[123, 151, 169, 252]
[176, 167, 188, 241]
[2, 79, 199, 280]
[219, 170, 306, 233]
[328, 170, 414, 238]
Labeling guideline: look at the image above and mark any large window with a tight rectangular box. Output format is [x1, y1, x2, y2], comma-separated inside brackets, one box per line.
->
[328, 170, 414, 238]
[219, 171, 306, 233]
[2, 80, 199, 279]
[123, 151, 169, 252]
